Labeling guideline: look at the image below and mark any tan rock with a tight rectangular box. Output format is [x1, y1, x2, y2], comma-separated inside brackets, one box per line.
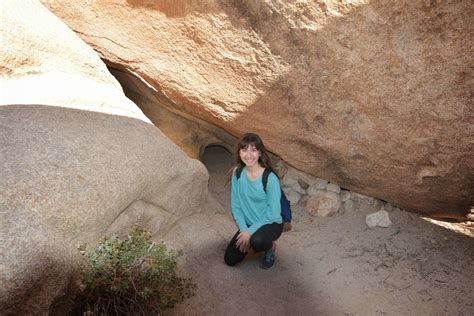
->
[384, 202, 394, 212]
[286, 190, 302, 206]
[307, 191, 342, 217]
[283, 165, 320, 188]
[0, 0, 148, 123]
[366, 210, 392, 228]
[327, 183, 341, 194]
[352, 192, 375, 204]
[340, 190, 351, 202]
[0, 1, 210, 314]
[41, 1, 474, 214]
[343, 199, 354, 213]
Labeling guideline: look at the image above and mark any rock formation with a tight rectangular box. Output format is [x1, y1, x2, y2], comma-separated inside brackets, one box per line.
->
[42, 0, 473, 215]
[0, 1, 211, 314]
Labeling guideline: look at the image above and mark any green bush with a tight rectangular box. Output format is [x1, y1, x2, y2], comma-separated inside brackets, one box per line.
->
[77, 225, 196, 315]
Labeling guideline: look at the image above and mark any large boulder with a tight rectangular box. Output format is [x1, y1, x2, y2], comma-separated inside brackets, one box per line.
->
[43, 0, 473, 215]
[0, 1, 210, 314]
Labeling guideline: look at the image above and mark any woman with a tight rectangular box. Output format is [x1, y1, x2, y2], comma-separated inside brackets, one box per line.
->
[224, 133, 283, 269]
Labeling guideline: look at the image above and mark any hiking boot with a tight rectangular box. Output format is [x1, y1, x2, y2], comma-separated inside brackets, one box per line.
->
[261, 250, 275, 269]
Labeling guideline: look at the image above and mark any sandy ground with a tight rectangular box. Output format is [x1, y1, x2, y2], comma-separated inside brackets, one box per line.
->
[164, 147, 474, 316]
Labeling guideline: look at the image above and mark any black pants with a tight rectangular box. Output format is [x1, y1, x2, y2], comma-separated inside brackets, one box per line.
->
[224, 223, 283, 266]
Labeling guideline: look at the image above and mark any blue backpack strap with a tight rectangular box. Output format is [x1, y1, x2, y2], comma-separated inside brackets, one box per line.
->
[262, 168, 271, 192]
[237, 167, 270, 188]
[262, 169, 292, 223]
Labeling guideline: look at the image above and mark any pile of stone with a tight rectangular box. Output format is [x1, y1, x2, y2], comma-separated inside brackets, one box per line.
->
[279, 165, 401, 224]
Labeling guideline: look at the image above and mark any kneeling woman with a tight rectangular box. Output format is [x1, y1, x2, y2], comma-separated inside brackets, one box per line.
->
[224, 133, 283, 269]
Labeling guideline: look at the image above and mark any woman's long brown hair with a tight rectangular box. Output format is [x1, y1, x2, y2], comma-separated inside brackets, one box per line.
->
[226, 133, 277, 183]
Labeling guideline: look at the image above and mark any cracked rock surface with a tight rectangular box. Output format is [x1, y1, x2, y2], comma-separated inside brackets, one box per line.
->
[44, 0, 474, 214]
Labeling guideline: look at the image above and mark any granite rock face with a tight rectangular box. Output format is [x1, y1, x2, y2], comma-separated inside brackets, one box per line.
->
[43, 0, 473, 215]
[0, 1, 209, 314]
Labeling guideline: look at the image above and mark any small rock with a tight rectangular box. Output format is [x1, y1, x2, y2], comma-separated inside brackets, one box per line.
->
[366, 210, 392, 228]
[307, 191, 341, 217]
[297, 179, 310, 190]
[352, 192, 374, 204]
[284, 166, 319, 187]
[326, 183, 341, 194]
[374, 199, 384, 211]
[287, 190, 302, 205]
[290, 182, 306, 195]
[307, 186, 323, 196]
[282, 176, 298, 188]
[343, 199, 354, 212]
[313, 178, 328, 190]
[383, 202, 393, 212]
[299, 194, 310, 205]
[340, 190, 351, 202]
[392, 206, 402, 213]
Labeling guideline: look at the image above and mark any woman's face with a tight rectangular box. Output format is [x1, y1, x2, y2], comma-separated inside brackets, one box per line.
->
[239, 144, 260, 168]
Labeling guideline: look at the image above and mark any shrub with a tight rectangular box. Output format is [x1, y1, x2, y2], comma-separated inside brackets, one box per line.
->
[77, 225, 196, 315]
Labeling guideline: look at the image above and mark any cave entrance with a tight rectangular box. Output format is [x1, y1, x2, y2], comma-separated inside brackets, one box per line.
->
[201, 145, 233, 213]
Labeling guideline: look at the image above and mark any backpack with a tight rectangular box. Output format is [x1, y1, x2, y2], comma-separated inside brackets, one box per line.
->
[235, 168, 292, 224]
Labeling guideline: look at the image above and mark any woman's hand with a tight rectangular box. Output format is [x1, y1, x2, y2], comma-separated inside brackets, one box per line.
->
[235, 230, 251, 253]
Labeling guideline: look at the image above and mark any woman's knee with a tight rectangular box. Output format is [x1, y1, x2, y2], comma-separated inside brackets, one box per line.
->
[250, 235, 271, 252]
[224, 249, 245, 266]
[224, 253, 238, 266]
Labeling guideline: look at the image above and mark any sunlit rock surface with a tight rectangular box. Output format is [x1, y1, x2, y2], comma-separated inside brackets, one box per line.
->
[0, 1, 210, 314]
[44, 0, 473, 215]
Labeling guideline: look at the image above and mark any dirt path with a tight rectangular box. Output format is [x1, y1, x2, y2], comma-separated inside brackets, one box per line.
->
[164, 147, 474, 316]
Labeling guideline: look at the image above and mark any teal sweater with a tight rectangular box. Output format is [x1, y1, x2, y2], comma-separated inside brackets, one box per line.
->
[231, 167, 282, 235]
